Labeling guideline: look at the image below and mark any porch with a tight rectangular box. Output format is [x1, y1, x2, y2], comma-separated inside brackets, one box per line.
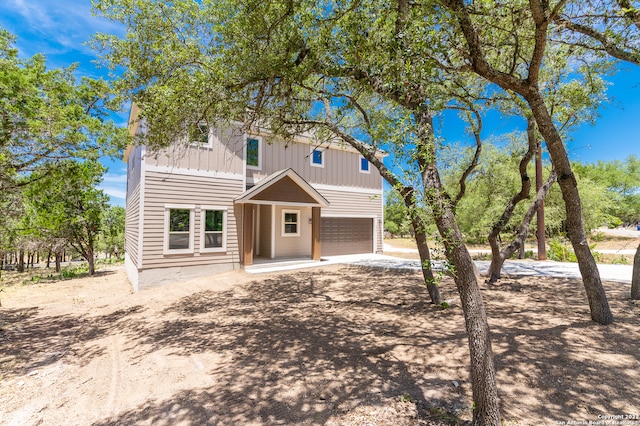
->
[234, 168, 330, 267]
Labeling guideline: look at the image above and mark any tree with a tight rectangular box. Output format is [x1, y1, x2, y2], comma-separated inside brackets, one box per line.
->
[94, 0, 501, 421]
[384, 190, 413, 237]
[573, 156, 640, 226]
[0, 28, 127, 201]
[100, 206, 125, 259]
[25, 161, 109, 276]
[441, 0, 613, 325]
[553, 1, 640, 66]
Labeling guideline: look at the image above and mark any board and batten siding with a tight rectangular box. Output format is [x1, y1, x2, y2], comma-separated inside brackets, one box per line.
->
[249, 138, 382, 190]
[125, 182, 140, 268]
[141, 170, 243, 269]
[317, 187, 384, 253]
[147, 127, 244, 175]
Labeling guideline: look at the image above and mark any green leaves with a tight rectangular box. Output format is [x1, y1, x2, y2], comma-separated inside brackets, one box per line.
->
[0, 29, 128, 199]
[22, 160, 109, 273]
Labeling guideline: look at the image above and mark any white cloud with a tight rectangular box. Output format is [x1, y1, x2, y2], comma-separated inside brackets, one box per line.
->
[100, 184, 126, 207]
[100, 167, 127, 206]
[4, 0, 124, 56]
[102, 186, 127, 200]
[103, 172, 128, 184]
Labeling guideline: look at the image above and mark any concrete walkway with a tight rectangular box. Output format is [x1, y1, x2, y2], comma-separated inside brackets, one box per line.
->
[246, 252, 634, 283]
[350, 256, 634, 283]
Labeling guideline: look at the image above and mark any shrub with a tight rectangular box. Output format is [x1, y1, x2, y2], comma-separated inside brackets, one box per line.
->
[547, 238, 577, 262]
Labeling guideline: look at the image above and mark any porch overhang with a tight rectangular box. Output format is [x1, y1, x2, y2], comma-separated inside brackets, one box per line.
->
[235, 169, 327, 267]
[234, 168, 329, 207]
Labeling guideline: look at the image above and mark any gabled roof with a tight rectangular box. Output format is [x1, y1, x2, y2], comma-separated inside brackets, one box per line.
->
[234, 168, 329, 207]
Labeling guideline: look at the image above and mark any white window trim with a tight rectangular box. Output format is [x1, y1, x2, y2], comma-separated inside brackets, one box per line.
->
[359, 156, 371, 174]
[310, 147, 325, 168]
[164, 204, 196, 255]
[246, 135, 262, 170]
[281, 209, 300, 237]
[188, 122, 214, 148]
[200, 206, 228, 253]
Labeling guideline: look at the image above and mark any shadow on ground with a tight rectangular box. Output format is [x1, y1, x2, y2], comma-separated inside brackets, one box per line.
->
[1, 305, 145, 375]
[97, 268, 469, 425]
[3, 266, 639, 425]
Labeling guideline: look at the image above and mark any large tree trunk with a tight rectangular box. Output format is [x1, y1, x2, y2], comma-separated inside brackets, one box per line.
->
[319, 120, 441, 304]
[632, 243, 640, 300]
[400, 187, 442, 304]
[445, 0, 613, 325]
[55, 251, 62, 273]
[527, 91, 613, 325]
[411, 215, 441, 305]
[417, 110, 500, 424]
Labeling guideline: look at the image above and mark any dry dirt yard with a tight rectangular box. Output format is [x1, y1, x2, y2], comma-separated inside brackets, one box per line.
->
[1, 264, 639, 425]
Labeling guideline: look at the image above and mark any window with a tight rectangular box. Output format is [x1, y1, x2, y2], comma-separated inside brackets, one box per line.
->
[189, 122, 211, 147]
[360, 156, 370, 173]
[200, 207, 227, 252]
[246, 137, 261, 170]
[282, 209, 300, 237]
[164, 206, 195, 254]
[310, 148, 324, 167]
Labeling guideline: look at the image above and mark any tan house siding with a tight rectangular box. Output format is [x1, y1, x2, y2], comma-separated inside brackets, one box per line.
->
[274, 205, 312, 258]
[147, 127, 244, 175]
[318, 188, 383, 217]
[140, 170, 243, 269]
[248, 138, 382, 190]
[125, 183, 140, 268]
[251, 176, 319, 204]
[317, 187, 384, 253]
[258, 204, 272, 258]
[123, 120, 386, 289]
[127, 145, 144, 192]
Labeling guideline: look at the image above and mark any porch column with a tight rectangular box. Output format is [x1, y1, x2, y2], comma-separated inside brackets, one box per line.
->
[311, 207, 321, 260]
[243, 203, 254, 266]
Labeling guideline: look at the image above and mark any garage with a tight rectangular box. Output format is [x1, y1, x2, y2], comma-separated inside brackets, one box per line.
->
[320, 217, 373, 256]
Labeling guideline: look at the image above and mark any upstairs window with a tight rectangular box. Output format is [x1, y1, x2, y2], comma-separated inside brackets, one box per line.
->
[359, 156, 370, 173]
[165, 206, 195, 254]
[189, 122, 211, 147]
[282, 210, 300, 237]
[311, 148, 324, 167]
[246, 137, 262, 170]
[201, 207, 227, 252]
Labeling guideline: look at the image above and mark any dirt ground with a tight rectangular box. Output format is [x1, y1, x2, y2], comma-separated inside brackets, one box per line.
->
[1, 264, 639, 425]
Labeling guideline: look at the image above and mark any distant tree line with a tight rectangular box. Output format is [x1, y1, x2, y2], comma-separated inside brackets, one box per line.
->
[384, 151, 640, 243]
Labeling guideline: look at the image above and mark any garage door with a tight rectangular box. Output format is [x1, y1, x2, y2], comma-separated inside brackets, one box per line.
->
[321, 217, 373, 256]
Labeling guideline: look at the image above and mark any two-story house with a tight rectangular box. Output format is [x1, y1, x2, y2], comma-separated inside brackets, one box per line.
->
[124, 105, 385, 291]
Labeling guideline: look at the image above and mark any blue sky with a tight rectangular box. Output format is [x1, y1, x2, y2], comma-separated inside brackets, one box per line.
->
[2, 0, 639, 207]
[1, 0, 128, 206]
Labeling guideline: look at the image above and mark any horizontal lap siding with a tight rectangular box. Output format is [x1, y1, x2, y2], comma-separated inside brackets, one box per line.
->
[141, 171, 243, 269]
[125, 183, 140, 267]
[318, 188, 383, 217]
